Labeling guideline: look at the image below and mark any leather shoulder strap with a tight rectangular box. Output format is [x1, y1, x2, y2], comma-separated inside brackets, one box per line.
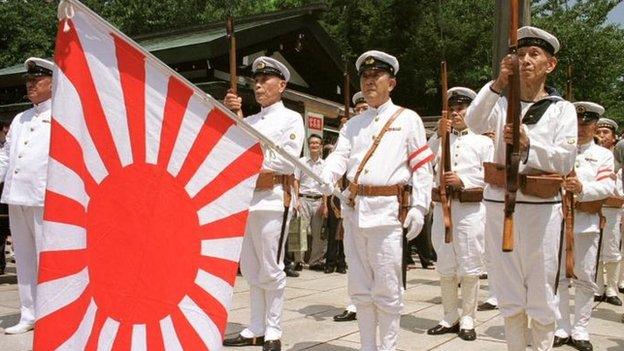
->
[352, 108, 405, 184]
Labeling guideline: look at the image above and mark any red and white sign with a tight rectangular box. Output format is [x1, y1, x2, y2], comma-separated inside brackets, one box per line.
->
[306, 112, 324, 136]
[34, 1, 262, 349]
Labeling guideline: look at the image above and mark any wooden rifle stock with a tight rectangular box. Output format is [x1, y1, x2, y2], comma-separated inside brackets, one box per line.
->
[563, 66, 576, 279]
[226, 16, 237, 94]
[502, 0, 521, 252]
[343, 58, 350, 124]
[439, 61, 453, 243]
[563, 170, 577, 279]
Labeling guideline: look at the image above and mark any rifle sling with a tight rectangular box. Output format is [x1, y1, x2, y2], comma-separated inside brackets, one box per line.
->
[347, 108, 405, 206]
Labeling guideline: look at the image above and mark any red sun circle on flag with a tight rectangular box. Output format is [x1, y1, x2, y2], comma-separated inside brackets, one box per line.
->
[87, 164, 200, 323]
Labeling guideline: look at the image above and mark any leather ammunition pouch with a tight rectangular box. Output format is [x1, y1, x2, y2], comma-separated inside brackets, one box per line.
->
[347, 181, 412, 224]
[483, 162, 563, 199]
[255, 172, 294, 207]
[604, 196, 624, 208]
[432, 187, 483, 203]
[575, 200, 605, 214]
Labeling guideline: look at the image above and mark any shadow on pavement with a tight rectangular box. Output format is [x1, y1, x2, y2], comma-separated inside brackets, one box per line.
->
[287, 341, 358, 351]
[399, 314, 438, 334]
[0, 313, 19, 329]
[482, 325, 505, 341]
[294, 304, 341, 321]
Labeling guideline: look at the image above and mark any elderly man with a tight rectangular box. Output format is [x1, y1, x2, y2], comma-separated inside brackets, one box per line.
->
[427, 87, 493, 341]
[592, 118, 623, 306]
[222, 57, 305, 351]
[321, 50, 433, 351]
[1, 58, 54, 335]
[554, 102, 615, 351]
[465, 27, 577, 350]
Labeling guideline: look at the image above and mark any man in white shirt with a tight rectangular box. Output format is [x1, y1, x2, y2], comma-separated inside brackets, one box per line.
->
[294, 134, 327, 270]
[321, 50, 433, 351]
[1, 57, 54, 335]
[222, 57, 305, 351]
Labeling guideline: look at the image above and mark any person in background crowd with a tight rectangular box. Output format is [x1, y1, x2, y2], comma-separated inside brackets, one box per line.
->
[0, 120, 10, 276]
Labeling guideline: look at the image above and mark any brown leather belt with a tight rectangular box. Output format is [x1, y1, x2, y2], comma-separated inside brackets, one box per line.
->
[604, 196, 624, 208]
[299, 194, 323, 200]
[255, 172, 294, 207]
[348, 182, 403, 197]
[483, 162, 563, 198]
[576, 199, 606, 214]
[432, 187, 483, 203]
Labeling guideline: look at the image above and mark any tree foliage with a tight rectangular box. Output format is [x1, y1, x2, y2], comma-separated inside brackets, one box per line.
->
[0, 0, 623, 120]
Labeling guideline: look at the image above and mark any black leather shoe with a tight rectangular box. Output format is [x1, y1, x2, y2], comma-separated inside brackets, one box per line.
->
[619, 286, 624, 294]
[479, 273, 488, 279]
[427, 323, 459, 335]
[324, 266, 335, 274]
[477, 302, 498, 311]
[309, 263, 325, 271]
[553, 335, 569, 347]
[284, 266, 299, 277]
[570, 338, 593, 351]
[336, 266, 347, 274]
[263, 339, 281, 351]
[294, 262, 303, 271]
[594, 294, 605, 302]
[223, 334, 265, 346]
[458, 328, 476, 341]
[605, 295, 622, 306]
[333, 310, 356, 322]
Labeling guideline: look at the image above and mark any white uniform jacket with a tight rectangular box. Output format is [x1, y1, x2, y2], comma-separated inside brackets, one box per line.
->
[428, 129, 494, 190]
[574, 142, 615, 234]
[246, 101, 305, 212]
[0, 99, 52, 207]
[465, 82, 577, 202]
[321, 99, 433, 228]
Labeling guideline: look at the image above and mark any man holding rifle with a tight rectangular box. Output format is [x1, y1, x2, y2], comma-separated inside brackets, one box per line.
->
[465, 27, 577, 350]
[427, 87, 493, 341]
[320, 50, 433, 351]
[554, 103, 615, 351]
[222, 56, 305, 351]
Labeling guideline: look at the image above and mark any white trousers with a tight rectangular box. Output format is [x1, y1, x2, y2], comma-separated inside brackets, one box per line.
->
[343, 213, 403, 351]
[240, 210, 291, 341]
[432, 201, 485, 276]
[505, 312, 555, 351]
[600, 208, 622, 262]
[9, 205, 44, 325]
[484, 201, 562, 350]
[556, 232, 599, 341]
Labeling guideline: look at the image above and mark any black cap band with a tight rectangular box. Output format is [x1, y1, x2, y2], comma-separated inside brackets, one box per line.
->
[448, 95, 473, 106]
[24, 63, 52, 77]
[253, 67, 285, 80]
[597, 122, 617, 131]
[353, 97, 366, 105]
[358, 57, 395, 76]
[518, 37, 555, 56]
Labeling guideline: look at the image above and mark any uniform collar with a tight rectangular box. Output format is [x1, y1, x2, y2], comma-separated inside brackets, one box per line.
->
[578, 140, 594, 153]
[452, 128, 471, 137]
[34, 99, 52, 114]
[260, 100, 284, 116]
[307, 155, 323, 164]
[368, 98, 394, 115]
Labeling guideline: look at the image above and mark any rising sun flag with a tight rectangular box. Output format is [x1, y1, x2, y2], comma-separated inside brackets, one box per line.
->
[33, 0, 265, 349]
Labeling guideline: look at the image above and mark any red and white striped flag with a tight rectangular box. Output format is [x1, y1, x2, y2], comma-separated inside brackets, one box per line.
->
[34, 1, 263, 349]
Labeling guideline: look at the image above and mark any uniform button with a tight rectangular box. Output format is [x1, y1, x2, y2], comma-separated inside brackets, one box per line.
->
[30, 128, 34, 132]
[364, 169, 369, 174]
[14, 170, 18, 174]
[24, 141, 28, 145]
[454, 162, 458, 166]
[454, 154, 458, 157]
[375, 117, 379, 122]
[18, 154, 22, 159]
[372, 135, 375, 140]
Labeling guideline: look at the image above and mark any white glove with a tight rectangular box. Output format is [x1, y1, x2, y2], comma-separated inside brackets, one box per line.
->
[403, 206, 426, 241]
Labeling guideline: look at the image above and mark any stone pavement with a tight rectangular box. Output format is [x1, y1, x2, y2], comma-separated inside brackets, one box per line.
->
[0, 262, 623, 350]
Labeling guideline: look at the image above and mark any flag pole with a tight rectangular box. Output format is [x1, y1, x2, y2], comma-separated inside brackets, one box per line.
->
[57, 0, 341, 198]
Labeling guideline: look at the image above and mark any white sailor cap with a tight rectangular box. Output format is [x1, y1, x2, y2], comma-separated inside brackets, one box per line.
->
[252, 56, 290, 82]
[573, 101, 604, 123]
[597, 117, 618, 132]
[518, 26, 560, 55]
[355, 50, 399, 76]
[352, 91, 366, 106]
[447, 87, 476, 105]
[24, 57, 54, 77]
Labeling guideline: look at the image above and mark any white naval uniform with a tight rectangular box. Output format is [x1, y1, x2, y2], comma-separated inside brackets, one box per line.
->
[294, 156, 325, 266]
[239, 101, 305, 341]
[0, 99, 52, 326]
[556, 141, 614, 341]
[465, 82, 577, 351]
[596, 167, 623, 298]
[322, 99, 433, 351]
[428, 129, 494, 330]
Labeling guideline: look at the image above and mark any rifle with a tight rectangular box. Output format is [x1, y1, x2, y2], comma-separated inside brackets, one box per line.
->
[342, 57, 350, 125]
[226, 16, 237, 94]
[439, 61, 453, 243]
[502, 0, 522, 252]
[563, 65, 576, 279]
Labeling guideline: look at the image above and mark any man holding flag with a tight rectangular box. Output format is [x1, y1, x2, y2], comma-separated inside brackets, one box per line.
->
[222, 57, 304, 351]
